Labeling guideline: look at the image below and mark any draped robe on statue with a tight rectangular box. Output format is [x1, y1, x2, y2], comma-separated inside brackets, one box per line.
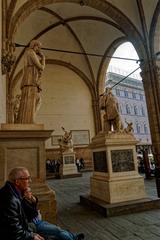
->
[17, 46, 45, 124]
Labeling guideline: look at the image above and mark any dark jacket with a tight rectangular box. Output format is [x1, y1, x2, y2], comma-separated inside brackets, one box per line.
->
[0, 181, 34, 240]
[22, 196, 39, 223]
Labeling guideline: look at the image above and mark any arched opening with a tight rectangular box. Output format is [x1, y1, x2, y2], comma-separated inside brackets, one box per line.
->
[106, 42, 151, 145]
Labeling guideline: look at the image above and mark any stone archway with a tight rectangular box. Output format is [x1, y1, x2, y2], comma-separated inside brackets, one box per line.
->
[97, 36, 128, 95]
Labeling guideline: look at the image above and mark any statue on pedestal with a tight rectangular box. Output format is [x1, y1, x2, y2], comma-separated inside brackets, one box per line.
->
[17, 40, 45, 124]
[58, 127, 73, 153]
[100, 87, 124, 133]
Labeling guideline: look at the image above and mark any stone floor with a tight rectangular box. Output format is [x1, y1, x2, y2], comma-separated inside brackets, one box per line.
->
[47, 172, 160, 240]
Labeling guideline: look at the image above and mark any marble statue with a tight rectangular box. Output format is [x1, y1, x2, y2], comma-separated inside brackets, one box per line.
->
[17, 40, 45, 124]
[100, 87, 124, 133]
[58, 127, 73, 152]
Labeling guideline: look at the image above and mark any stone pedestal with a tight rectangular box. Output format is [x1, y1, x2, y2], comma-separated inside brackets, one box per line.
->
[89, 132, 146, 203]
[0, 124, 57, 223]
[79, 132, 159, 217]
[60, 151, 80, 178]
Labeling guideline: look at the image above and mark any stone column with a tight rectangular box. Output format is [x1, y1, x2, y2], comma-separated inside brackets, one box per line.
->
[92, 98, 101, 134]
[0, 1, 6, 124]
[141, 62, 160, 196]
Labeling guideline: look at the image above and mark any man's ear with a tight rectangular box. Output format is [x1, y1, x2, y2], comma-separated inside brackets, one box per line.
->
[15, 179, 20, 186]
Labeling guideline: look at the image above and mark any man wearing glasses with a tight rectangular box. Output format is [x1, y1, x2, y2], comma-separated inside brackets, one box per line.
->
[0, 167, 44, 240]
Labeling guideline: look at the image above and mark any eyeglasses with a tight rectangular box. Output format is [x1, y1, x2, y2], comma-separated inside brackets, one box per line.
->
[18, 176, 32, 181]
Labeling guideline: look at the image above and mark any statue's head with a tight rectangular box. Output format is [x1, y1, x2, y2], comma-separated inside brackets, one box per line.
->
[105, 87, 112, 95]
[16, 94, 21, 99]
[29, 40, 42, 51]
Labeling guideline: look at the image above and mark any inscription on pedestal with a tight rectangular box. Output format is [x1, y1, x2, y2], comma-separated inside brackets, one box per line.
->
[93, 151, 108, 172]
[64, 155, 75, 164]
[111, 149, 134, 172]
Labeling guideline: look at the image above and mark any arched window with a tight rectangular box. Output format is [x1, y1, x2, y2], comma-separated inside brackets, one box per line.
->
[136, 123, 141, 133]
[139, 94, 143, 100]
[132, 92, 136, 99]
[126, 104, 131, 114]
[124, 90, 128, 98]
[134, 106, 138, 115]
[119, 105, 123, 114]
[141, 106, 145, 116]
[116, 89, 120, 96]
[144, 124, 148, 134]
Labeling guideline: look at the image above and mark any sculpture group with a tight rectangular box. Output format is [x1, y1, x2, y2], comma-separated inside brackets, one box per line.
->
[58, 127, 74, 153]
[100, 87, 133, 134]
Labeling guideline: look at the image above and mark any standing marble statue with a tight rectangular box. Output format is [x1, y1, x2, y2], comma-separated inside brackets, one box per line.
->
[17, 40, 45, 123]
[100, 87, 124, 133]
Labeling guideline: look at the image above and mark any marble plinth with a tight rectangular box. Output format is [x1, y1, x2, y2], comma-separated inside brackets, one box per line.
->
[60, 151, 79, 178]
[0, 124, 57, 223]
[80, 194, 160, 217]
[80, 132, 146, 209]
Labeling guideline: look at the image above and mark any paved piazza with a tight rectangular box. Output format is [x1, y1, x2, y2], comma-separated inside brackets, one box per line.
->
[48, 172, 160, 240]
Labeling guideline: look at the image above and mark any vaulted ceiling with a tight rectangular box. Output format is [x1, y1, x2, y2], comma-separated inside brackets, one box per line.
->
[3, 0, 160, 97]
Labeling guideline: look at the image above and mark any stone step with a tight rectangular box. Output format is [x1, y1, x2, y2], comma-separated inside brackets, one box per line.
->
[80, 194, 160, 217]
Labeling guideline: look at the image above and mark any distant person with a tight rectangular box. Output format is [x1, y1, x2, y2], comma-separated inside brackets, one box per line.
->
[46, 159, 51, 171]
[0, 167, 44, 240]
[79, 158, 85, 169]
[138, 157, 145, 173]
[76, 158, 81, 172]
[150, 162, 155, 175]
[55, 159, 61, 173]
[50, 160, 56, 173]
[22, 187, 85, 240]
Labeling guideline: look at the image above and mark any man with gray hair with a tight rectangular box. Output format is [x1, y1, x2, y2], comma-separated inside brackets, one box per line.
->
[0, 167, 44, 240]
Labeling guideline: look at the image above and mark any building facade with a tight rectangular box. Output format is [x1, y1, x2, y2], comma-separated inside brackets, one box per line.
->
[106, 70, 151, 145]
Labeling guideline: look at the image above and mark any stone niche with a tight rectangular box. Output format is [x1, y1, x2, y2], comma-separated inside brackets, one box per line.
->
[0, 124, 57, 223]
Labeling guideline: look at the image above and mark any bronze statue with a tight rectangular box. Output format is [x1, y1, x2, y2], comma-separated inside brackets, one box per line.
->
[100, 87, 124, 133]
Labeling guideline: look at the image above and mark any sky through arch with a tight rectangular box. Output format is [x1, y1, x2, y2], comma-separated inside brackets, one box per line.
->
[108, 42, 142, 80]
